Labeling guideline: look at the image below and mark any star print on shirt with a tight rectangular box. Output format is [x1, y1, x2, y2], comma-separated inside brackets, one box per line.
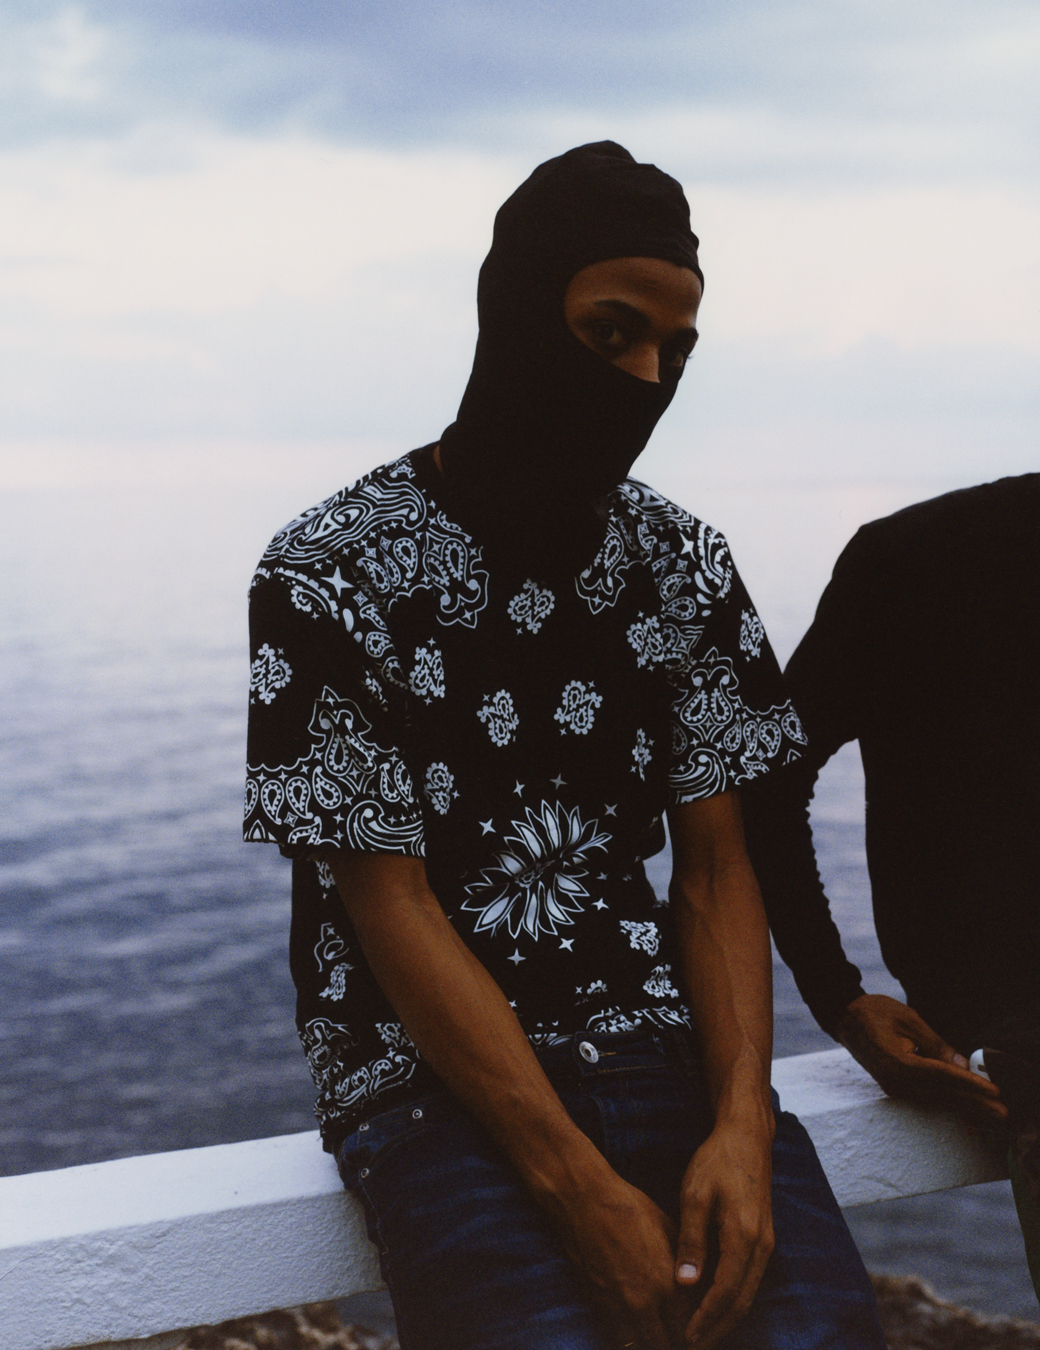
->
[508, 949, 525, 965]
[594, 900, 609, 911]
[479, 819, 495, 835]
[559, 938, 574, 951]
[324, 566, 349, 596]
[551, 774, 566, 789]
[605, 804, 617, 816]
[513, 781, 524, 796]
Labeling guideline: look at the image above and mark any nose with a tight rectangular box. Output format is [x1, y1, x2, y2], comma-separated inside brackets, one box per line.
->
[620, 343, 661, 384]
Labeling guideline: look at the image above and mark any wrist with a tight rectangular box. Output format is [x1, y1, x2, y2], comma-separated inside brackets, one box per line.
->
[712, 1059, 775, 1141]
[517, 1128, 618, 1218]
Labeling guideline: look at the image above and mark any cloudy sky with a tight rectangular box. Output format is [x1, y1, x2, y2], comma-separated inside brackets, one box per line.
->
[2, 0, 1039, 493]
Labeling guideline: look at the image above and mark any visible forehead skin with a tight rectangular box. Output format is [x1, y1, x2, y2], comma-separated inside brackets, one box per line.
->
[565, 257, 702, 324]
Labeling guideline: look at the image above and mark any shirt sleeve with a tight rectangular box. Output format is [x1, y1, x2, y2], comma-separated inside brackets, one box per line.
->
[665, 523, 807, 802]
[244, 555, 425, 857]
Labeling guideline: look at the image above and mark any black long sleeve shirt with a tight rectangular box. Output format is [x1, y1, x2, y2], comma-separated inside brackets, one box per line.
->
[744, 474, 1040, 1052]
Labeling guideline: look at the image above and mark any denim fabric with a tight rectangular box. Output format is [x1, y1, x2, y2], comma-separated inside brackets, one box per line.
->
[338, 1029, 885, 1350]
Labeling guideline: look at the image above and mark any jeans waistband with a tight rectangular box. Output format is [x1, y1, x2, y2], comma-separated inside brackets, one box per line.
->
[532, 1025, 701, 1074]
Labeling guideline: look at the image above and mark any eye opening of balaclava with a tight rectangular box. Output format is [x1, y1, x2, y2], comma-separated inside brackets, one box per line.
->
[437, 140, 703, 577]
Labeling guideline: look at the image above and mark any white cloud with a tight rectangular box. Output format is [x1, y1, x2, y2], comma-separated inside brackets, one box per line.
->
[1, 5, 1038, 488]
[688, 182, 1040, 352]
[34, 6, 108, 102]
[0, 132, 521, 317]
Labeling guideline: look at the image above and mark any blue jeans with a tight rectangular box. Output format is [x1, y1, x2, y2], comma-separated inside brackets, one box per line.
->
[338, 1029, 885, 1350]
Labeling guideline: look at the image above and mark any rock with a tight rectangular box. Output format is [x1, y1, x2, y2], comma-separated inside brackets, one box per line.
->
[171, 1279, 1040, 1350]
[872, 1273, 1040, 1349]
[174, 1303, 398, 1350]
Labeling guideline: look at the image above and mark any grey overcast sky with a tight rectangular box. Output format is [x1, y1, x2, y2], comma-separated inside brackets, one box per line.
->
[2, 1, 1038, 491]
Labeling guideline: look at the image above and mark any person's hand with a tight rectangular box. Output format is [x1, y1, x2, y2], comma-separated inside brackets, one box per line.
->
[836, 993, 1007, 1128]
[672, 1122, 775, 1347]
[554, 1172, 691, 1350]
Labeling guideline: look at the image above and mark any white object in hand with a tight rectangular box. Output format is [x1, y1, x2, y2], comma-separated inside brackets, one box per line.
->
[969, 1048, 990, 1081]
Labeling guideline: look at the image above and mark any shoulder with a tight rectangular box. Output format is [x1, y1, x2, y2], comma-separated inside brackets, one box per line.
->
[854, 473, 1039, 553]
[613, 477, 733, 594]
[256, 452, 429, 574]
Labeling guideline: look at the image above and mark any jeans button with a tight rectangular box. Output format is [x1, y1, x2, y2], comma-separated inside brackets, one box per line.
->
[412, 1108, 424, 1119]
[579, 1041, 599, 1064]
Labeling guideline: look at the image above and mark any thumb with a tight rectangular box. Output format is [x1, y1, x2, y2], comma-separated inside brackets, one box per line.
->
[675, 1187, 710, 1287]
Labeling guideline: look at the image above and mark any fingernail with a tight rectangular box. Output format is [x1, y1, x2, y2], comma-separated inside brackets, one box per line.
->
[677, 1262, 698, 1280]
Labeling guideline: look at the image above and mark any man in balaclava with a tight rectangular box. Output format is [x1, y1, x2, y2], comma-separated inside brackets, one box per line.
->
[245, 143, 885, 1350]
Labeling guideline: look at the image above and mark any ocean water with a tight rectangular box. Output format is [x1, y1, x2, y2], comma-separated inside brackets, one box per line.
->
[0, 466, 1035, 1322]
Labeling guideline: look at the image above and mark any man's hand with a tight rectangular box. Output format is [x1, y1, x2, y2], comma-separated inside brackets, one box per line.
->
[673, 1118, 774, 1347]
[836, 993, 1007, 1127]
[551, 1171, 690, 1350]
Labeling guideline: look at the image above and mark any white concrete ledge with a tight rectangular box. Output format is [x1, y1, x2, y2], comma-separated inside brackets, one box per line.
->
[0, 1049, 1009, 1350]
[0, 1131, 378, 1350]
[772, 1048, 1007, 1206]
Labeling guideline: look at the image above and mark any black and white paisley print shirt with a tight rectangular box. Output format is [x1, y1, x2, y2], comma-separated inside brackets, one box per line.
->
[245, 447, 805, 1148]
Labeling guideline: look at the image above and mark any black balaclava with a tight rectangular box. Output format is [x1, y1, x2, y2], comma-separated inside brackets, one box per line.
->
[437, 140, 702, 576]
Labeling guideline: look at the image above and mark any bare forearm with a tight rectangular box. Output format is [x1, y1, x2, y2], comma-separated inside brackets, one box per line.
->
[668, 802, 774, 1128]
[674, 862, 773, 1124]
[324, 851, 610, 1205]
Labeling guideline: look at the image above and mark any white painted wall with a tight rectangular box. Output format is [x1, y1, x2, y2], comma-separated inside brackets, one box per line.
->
[0, 1050, 1008, 1350]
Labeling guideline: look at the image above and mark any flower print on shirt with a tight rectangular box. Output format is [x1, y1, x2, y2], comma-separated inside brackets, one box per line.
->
[620, 919, 660, 956]
[319, 964, 352, 1001]
[507, 580, 555, 634]
[588, 1008, 641, 1034]
[626, 613, 666, 668]
[410, 644, 446, 701]
[250, 643, 292, 705]
[643, 965, 678, 1000]
[462, 801, 609, 940]
[424, 761, 456, 815]
[477, 690, 519, 746]
[631, 729, 653, 780]
[554, 681, 603, 735]
[740, 609, 765, 659]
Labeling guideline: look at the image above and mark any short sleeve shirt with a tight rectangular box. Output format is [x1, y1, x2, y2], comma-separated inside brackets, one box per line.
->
[245, 448, 804, 1146]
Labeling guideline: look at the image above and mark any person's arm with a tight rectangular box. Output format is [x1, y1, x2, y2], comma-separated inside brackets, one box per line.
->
[666, 792, 776, 1349]
[741, 755, 867, 1037]
[746, 758, 1006, 1125]
[746, 529, 1006, 1128]
[322, 847, 689, 1350]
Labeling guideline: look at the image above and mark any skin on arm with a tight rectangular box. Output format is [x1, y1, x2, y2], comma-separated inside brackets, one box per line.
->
[666, 792, 776, 1348]
[320, 847, 689, 1350]
[835, 993, 1007, 1128]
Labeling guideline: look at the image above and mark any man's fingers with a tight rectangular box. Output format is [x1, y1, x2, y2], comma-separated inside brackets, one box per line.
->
[682, 1237, 771, 1348]
[678, 1183, 773, 1347]
[613, 1302, 674, 1350]
[875, 1050, 1009, 1124]
[902, 1017, 964, 1065]
[675, 1186, 710, 1288]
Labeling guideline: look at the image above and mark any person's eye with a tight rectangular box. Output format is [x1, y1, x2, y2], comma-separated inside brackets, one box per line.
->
[662, 345, 692, 373]
[590, 320, 626, 349]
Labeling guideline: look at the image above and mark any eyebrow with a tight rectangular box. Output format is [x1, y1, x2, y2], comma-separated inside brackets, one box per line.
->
[591, 298, 699, 347]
